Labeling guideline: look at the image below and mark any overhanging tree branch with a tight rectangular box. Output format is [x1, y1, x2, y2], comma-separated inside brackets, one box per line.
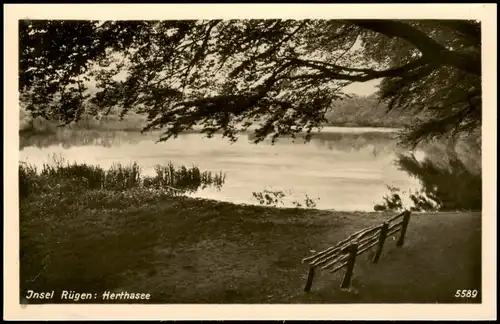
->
[20, 19, 482, 146]
[347, 19, 480, 76]
[428, 19, 481, 43]
[285, 57, 431, 82]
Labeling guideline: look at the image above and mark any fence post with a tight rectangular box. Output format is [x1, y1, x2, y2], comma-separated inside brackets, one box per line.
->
[373, 222, 389, 263]
[340, 242, 358, 289]
[304, 266, 315, 292]
[396, 211, 411, 247]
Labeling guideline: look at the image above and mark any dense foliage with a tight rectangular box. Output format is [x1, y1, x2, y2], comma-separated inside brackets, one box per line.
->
[20, 19, 481, 147]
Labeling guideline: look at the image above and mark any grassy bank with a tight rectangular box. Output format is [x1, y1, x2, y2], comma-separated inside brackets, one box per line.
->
[20, 183, 481, 304]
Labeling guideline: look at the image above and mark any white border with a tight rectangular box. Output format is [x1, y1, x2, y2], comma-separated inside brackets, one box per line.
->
[4, 3, 497, 320]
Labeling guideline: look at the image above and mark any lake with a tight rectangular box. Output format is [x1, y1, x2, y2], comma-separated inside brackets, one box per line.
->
[19, 126, 425, 211]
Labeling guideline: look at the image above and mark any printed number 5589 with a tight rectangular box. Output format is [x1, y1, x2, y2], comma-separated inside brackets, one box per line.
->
[455, 289, 478, 298]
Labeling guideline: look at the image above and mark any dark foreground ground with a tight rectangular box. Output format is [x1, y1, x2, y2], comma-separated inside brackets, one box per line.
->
[20, 193, 481, 304]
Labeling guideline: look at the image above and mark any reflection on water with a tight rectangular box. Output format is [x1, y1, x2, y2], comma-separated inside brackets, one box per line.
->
[19, 127, 425, 211]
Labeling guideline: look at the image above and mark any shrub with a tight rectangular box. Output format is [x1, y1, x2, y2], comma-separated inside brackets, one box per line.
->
[252, 189, 320, 209]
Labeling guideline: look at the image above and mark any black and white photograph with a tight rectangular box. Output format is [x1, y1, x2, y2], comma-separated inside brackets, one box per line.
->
[4, 3, 497, 321]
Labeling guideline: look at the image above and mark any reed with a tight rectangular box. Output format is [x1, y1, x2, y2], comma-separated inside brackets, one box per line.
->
[19, 157, 226, 199]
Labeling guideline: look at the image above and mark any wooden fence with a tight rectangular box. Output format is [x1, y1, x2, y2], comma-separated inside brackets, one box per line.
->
[302, 210, 412, 292]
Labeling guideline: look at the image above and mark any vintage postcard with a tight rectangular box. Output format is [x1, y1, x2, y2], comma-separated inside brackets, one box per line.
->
[4, 3, 497, 321]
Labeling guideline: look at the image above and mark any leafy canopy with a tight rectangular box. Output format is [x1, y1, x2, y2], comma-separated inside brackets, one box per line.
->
[20, 19, 481, 146]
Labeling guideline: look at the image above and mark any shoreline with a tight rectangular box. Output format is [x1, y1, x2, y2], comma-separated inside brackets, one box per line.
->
[19, 118, 403, 137]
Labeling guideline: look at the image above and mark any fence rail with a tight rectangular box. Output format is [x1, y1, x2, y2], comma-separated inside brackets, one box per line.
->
[302, 210, 412, 292]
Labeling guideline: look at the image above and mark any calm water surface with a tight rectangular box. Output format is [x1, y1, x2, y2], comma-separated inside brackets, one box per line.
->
[19, 127, 425, 211]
